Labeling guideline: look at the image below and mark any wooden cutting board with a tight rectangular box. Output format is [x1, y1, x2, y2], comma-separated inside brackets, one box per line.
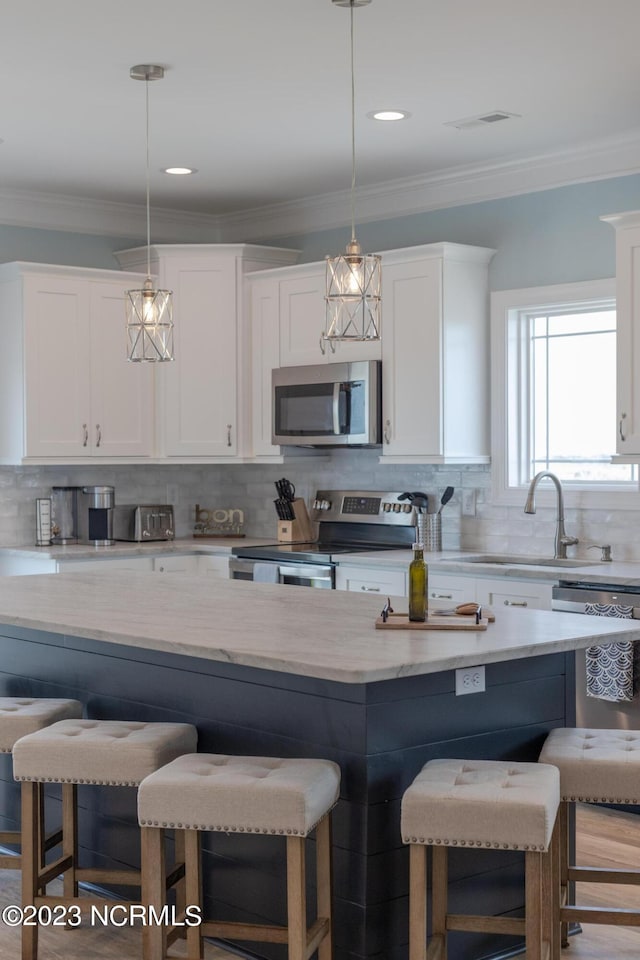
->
[375, 611, 493, 631]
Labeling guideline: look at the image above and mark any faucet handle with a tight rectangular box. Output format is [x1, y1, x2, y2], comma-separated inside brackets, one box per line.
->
[587, 543, 612, 562]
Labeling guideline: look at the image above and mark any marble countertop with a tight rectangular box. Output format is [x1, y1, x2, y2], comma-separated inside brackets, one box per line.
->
[334, 550, 640, 586]
[0, 537, 274, 560]
[0, 571, 639, 684]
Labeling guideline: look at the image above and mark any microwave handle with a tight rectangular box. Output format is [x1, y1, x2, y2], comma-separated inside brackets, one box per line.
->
[332, 382, 341, 435]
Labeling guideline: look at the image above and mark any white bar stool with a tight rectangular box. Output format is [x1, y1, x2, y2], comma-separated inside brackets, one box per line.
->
[137, 752, 341, 960]
[0, 697, 82, 870]
[539, 726, 640, 944]
[401, 758, 561, 960]
[13, 718, 197, 960]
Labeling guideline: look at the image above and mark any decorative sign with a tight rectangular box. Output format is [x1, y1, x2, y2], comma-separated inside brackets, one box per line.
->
[193, 504, 245, 538]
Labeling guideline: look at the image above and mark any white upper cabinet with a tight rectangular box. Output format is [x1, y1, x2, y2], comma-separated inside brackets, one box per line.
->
[379, 243, 495, 464]
[0, 263, 154, 463]
[116, 244, 298, 460]
[602, 212, 640, 457]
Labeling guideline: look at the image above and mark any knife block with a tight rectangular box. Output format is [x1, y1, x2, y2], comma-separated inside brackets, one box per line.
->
[277, 499, 314, 543]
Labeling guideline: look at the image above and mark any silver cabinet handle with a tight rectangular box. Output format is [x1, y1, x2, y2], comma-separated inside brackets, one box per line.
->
[620, 412, 627, 442]
[384, 419, 392, 444]
[319, 335, 326, 355]
[430, 592, 453, 599]
[227, 424, 232, 447]
[329, 339, 336, 354]
[504, 599, 528, 607]
[95, 424, 101, 448]
[332, 383, 341, 435]
[360, 585, 381, 592]
[82, 423, 88, 447]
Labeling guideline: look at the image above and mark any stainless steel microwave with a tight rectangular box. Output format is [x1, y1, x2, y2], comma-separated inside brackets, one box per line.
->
[272, 360, 381, 446]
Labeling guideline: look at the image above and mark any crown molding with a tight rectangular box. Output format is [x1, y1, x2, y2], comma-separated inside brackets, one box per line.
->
[2, 129, 640, 243]
[218, 129, 640, 242]
[0, 188, 222, 242]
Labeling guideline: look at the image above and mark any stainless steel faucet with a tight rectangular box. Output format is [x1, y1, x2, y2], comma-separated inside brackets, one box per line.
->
[523, 471, 579, 559]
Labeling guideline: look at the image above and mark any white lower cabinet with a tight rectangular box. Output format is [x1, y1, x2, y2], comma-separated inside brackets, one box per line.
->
[427, 574, 476, 605]
[153, 555, 199, 574]
[335, 565, 407, 597]
[0, 557, 57, 575]
[474, 576, 553, 611]
[196, 555, 230, 578]
[56, 557, 154, 572]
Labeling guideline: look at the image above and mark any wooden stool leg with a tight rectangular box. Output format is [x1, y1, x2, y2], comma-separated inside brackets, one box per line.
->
[21, 782, 38, 960]
[409, 844, 428, 960]
[431, 845, 448, 956]
[62, 783, 77, 901]
[141, 826, 167, 960]
[541, 824, 561, 960]
[315, 814, 333, 960]
[559, 801, 569, 948]
[525, 851, 543, 960]
[184, 829, 203, 960]
[174, 829, 186, 930]
[286, 835, 306, 960]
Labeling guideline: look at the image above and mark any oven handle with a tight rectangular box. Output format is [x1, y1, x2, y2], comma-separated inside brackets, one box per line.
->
[229, 558, 334, 585]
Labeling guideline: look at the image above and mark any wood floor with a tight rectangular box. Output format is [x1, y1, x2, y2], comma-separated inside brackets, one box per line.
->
[0, 804, 638, 958]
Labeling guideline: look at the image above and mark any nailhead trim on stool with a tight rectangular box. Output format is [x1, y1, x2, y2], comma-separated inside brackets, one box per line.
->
[539, 726, 640, 946]
[0, 697, 83, 874]
[15, 719, 198, 960]
[401, 759, 561, 960]
[138, 753, 341, 960]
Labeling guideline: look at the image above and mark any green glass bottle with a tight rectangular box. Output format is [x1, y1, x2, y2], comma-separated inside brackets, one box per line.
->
[408, 543, 427, 622]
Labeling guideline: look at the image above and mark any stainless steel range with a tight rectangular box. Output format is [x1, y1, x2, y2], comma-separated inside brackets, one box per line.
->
[230, 490, 418, 588]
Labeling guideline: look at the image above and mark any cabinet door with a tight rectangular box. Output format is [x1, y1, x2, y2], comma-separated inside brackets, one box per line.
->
[57, 557, 154, 572]
[161, 258, 238, 456]
[474, 576, 553, 611]
[335, 564, 407, 596]
[279, 270, 329, 366]
[23, 276, 92, 457]
[380, 258, 443, 457]
[250, 275, 281, 456]
[612, 222, 640, 454]
[90, 280, 154, 457]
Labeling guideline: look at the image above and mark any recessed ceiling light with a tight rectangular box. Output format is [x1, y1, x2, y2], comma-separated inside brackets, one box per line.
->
[163, 167, 197, 175]
[368, 110, 410, 121]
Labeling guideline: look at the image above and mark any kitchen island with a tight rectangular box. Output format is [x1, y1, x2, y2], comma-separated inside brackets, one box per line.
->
[1, 572, 639, 960]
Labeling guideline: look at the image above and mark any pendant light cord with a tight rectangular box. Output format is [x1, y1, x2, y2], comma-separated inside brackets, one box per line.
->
[350, 1, 356, 245]
[145, 76, 151, 280]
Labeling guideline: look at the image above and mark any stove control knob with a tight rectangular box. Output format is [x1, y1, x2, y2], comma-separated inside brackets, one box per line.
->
[402, 503, 412, 513]
[165, 529, 174, 539]
[142, 530, 151, 538]
[393, 503, 401, 513]
[313, 499, 321, 511]
[321, 499, 331, 511]
[382, 502, 391, 512]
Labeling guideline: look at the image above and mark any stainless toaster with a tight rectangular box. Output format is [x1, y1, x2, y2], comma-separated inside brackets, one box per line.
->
[113, 505, 175, 542]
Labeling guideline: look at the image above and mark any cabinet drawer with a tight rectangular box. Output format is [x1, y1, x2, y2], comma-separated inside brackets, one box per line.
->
[335, 565, 407, 596]
[56, 557, 154, 572]
[153, 555, 199, 574]
[475, 577, 553, 611]
[428, 574, 476, 604]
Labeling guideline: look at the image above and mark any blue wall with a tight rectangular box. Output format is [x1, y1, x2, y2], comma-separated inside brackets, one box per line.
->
[0, 225, 143, 270]
[274, 174, 640, 289]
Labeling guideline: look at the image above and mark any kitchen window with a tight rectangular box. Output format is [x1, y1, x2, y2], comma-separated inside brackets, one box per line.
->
[492, 278, 639, 505]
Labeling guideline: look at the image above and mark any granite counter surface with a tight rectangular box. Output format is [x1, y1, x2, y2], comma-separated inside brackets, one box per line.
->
[0, 572, 638, 684]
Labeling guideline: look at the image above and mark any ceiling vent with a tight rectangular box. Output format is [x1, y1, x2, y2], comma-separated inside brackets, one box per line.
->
[444, 110, 521, 131]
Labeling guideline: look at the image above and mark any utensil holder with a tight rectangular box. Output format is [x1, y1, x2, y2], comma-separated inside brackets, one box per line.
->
[418, 513, 442, 552]
[277, 499, 314, 543]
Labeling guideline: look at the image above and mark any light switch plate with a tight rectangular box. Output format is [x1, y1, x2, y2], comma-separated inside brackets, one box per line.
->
[462, 489, 476, 517]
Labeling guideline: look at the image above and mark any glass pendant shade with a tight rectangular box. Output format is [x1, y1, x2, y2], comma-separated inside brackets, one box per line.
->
[326, 239, 381, 340]
[126, 277, 174, 362]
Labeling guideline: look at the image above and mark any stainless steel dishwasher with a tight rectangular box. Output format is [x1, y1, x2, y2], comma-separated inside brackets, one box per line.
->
[552, 581, 640, 729]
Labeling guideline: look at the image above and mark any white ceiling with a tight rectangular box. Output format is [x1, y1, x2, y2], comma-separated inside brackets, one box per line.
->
[4, 0, 640, 234]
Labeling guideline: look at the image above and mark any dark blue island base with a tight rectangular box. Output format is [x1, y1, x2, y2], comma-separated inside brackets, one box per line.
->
[0, 624, 575, 960]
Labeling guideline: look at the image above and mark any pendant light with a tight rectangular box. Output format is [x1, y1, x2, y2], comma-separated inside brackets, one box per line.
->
[126, 64, 174, 362]
[325, 0, 381, 343]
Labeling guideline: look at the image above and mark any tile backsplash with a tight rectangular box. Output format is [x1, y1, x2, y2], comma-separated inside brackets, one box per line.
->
[3, 451, 639, 562]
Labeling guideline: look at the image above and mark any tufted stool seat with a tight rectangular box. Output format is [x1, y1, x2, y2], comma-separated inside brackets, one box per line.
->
[13, 718, 197, 960]
[539, 726, 640, 944]
[401, 759, 561, 960]
[138, 753, 341, 960]
[0, 697, 82, 871]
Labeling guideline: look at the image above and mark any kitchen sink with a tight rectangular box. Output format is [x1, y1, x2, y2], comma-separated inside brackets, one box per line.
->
[456, 554, 601, 568]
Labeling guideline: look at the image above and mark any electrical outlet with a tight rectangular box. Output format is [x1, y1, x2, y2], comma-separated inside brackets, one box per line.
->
[462, 489, 476, 517]
[455, 665, 486, 696]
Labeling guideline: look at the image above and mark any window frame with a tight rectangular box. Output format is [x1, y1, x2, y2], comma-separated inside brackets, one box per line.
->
[491, 277, 640, 510]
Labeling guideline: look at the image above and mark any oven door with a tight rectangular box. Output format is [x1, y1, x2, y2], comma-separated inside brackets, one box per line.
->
[229, 557, 335, 589]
